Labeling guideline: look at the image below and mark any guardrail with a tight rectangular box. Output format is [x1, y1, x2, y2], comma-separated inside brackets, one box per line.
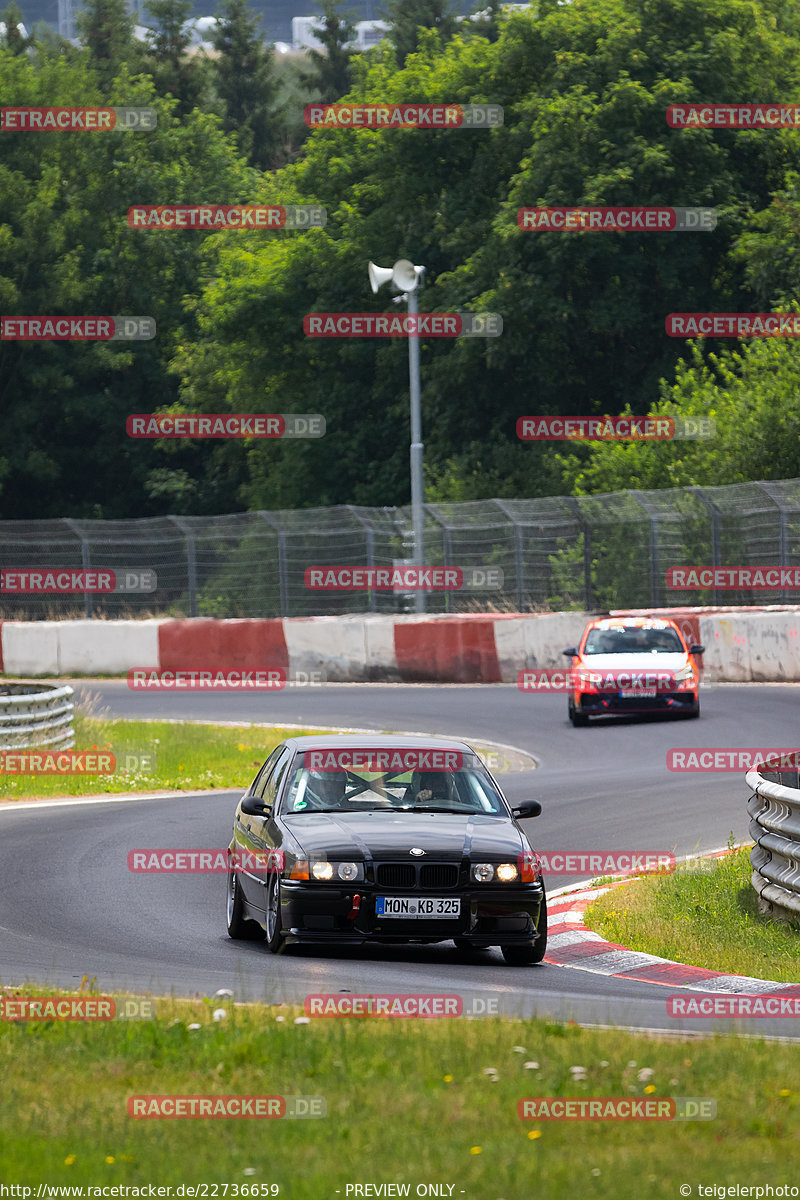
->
[747, 760, 800, 921]
[0, 682, 75, 752]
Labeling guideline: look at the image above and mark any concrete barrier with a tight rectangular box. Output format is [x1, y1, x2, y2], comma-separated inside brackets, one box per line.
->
[59, 619, 163, 675]
[3, 621, 63, 676]
[158, 618, 288, 674]
[284, 615, 398, 682]
[494, 613, 589, 683]
[3, 609, 800, 683]
[393, 615, 502, 682]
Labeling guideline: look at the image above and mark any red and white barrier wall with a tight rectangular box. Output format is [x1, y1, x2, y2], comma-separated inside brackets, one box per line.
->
[2, 606, 800, 682]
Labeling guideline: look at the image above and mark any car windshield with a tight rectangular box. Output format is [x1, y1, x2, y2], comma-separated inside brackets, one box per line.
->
[282, 751, 508, 816]
[583, 627, 683, 655]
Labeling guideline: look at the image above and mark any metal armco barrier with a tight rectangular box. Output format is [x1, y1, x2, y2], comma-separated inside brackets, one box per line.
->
[0, 681, 75, 751]
[747, 760, 800, 920]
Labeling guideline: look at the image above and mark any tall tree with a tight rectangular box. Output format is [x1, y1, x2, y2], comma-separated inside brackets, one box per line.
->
[0, 1, 33, 53]
[210, 0, 277, 169]
[381, 0, 455, 66]
[468, 0, 503, 43]
[144, 0, 206, 116]
[302, 0, 356, 102]
[76, 0, 138, 87]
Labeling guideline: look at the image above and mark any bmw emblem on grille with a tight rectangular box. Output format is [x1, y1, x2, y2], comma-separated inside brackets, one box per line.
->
[409, 847, 425, 856]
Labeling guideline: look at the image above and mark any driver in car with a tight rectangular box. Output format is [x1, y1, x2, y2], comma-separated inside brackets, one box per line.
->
[412, 771, 458, 808]
[304, 769, 348, 809]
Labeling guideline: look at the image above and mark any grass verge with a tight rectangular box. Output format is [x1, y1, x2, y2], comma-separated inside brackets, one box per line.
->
[583, 846, 800, 983]
[0, 716, 328, 800]
[1, 991, 799, 1194]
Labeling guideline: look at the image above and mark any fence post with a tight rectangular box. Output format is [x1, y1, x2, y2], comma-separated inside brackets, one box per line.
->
[754, 482, 791, 604]
[562, 498, 593, 610]
[347, 506, 377, 612]
[688, 487, 722, 605]
[493, 500, 524, 611]
[168, 516, 198, 617]
[62, 518, 92, 618]
[258, 513, 289, 617]
[630, 492, 661, 608]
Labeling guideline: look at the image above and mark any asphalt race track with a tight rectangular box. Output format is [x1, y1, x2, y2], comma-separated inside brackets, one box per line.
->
[1, 680, 797, 1038]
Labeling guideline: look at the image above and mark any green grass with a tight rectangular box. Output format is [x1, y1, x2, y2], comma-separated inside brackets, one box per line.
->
[584, 846, 800, 983]
[1, 992, 800, 1193]
[0, 717, 328, 800]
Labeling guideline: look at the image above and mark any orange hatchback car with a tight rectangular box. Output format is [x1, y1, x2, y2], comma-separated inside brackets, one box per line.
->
[562, 616, 704, 726]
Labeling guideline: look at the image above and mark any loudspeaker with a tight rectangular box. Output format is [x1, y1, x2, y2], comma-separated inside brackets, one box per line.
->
[368, 261, 395, 294]
[392, 259, 423, 290]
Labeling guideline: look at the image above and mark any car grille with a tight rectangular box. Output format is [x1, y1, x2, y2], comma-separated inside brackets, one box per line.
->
[375, 862, 459, 889]
[376, 864, 416, 888]
[420, 863, 459, 889]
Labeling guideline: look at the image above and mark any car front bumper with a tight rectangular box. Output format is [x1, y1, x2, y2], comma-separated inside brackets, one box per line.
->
[278, 880, 545, 945]
[576, 690, 698, 716]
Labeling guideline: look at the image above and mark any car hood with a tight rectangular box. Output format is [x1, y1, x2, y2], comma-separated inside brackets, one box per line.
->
[576, 652, 689, 672]
[282, 811, 527, 861]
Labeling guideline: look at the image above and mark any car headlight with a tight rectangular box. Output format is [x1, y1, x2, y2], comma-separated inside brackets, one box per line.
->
[674, 664, 695, 688]
[496, 863, 518, 883]
[308, 860, 364, 882]
[337, 862, 361, 881]
[471, 863, 519, 883]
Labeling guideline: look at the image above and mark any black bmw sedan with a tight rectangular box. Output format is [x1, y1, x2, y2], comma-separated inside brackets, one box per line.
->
[226, 735, 547, 965]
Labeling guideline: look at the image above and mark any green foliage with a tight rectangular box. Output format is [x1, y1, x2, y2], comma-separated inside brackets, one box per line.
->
[300, 0, 356, 103]
[210, 0, 278, 168]
[76, 0, 139, 86]
[0, 49, 249, 518]
[381, 0, 457, 66]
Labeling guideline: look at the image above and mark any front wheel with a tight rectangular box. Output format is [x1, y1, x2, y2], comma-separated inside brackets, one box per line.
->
[501, 895, 547, 965]
[568, 701, 589, 727]
[226, 869, 263, 941]
[265, 873, 285, 954]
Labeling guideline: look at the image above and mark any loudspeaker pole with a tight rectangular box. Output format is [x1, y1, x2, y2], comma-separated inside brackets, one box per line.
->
[367, 259, 427, 613]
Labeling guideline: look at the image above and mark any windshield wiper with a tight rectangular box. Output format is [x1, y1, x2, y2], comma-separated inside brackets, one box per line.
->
[408, 806, 473, 814]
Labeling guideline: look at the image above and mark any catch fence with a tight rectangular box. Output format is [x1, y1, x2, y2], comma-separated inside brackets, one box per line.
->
[2, 478, 800, 618]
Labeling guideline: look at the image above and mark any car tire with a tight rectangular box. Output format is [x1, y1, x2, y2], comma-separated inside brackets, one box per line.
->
[265, 873, 285, 954]
[500, 895, 548, 966]
[687, 700, 700, 718]
[568, 702, 589, 727]
[226, 868, 263, 941]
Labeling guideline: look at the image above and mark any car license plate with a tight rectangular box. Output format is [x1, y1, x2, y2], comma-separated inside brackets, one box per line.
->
[375, 896, 461, 918]
[621, 688, 657, 698]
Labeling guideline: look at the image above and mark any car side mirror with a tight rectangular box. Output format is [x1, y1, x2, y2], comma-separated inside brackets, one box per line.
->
[241, 796, 267, 817]
[689, 644, 705, 655]
[562, 647, 578, 657]
[512, 800, 542, 819]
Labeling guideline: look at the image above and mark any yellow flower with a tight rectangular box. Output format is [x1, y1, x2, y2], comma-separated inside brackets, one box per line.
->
[65, 1156, 76, 1166]
[644, 1085, 656, 1094]
[779, 1089, 791, 1097]
[683, 1059, 692, 1066]
[443, 1075, 453, 1082]
[527, 1131, 542, 1140]
[105, 1157, 115, 1164]
[469, 1147, 482, 1155]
